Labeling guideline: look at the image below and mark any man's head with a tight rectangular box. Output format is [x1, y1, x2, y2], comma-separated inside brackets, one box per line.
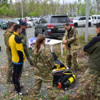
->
[64, 23, 71, 31]
[9, 22, 15, 32]
[96, 23, 100, 35]
[14, 24, 22, 35]
[21, 22, 27, 30]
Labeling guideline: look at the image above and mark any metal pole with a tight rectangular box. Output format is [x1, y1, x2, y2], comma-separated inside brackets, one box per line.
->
[96, 0, 98, 14]
[22, 0, 23, 18]
[85, 0, 89, 43]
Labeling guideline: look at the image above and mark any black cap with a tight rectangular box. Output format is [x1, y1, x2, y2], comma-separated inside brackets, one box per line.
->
[21, 22, 27, 26]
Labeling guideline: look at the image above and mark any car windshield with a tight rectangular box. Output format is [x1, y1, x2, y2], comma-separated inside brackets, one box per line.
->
[51, 16, 70, 23]
[0, 19, 5, 23]
[73, 17, 80, 20]
[13, 18, 20, 21]
[3, 21, 7, 23]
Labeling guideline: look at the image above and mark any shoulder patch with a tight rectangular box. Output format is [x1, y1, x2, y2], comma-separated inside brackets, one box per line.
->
[15, 35, 21, 43]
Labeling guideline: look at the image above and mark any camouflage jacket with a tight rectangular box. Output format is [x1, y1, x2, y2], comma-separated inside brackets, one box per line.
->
[31, 46, 54, 79]
[4, 29, 13, 55]
[62, 27, 80, 51]
[21, 29, 27, 46]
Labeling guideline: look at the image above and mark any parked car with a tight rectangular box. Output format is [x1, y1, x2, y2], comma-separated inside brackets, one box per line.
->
[35, 15, 73, 38]
[25, 17, 31, 21]
[1, 20, 8, 29]
[13, 18, 20, 24]
[73, 16, 93, 27]
[70, 18, 73, 23]
[92, 15, 100, 25]
[0, 19, 5, 27]
[33, 18, 40, 26]
[26, 19, 33, 28]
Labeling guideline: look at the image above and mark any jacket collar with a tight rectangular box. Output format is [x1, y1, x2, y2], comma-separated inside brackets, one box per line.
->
[8, 29, 13, 33]
[14, 32, 22, 38]
[68, 27, 72, 33]
[97, 33, 100, 37]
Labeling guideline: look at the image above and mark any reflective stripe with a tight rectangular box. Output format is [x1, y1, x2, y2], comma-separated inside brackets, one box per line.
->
[12, 62, 23, 65]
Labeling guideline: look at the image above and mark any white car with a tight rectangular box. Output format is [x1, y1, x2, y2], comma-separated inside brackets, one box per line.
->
[25, 17, 31, 21]
[13, 18, 20, 24]
[92, 15, 100, 25]
[73, 16, 93, 27]
[33, 18, 40, 26]
[27, 19, 33, 28]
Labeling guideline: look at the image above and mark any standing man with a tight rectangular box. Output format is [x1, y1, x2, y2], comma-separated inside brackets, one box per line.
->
[4, 22, 15, 83]
[21, 22, 34, 66]
[83, 23, 100, 100]
[9, 24, 25, 94]
[62, 23, 80, 70]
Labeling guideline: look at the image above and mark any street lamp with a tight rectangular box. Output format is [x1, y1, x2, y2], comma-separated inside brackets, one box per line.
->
[22, 0, 24, 18]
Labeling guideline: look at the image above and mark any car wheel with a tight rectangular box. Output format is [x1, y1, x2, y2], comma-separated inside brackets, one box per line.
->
[74, 23, 78, 27]
[88, 22, 91, 27]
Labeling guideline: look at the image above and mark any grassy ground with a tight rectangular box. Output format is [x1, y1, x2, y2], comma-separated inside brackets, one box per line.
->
[0, 34, 96, 100]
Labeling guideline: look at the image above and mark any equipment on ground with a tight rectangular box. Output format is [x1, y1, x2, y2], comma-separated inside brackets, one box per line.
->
[51, 52, 76, 90]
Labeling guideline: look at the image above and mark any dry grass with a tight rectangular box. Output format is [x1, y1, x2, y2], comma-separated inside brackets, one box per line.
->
[0, 35, 97, 100]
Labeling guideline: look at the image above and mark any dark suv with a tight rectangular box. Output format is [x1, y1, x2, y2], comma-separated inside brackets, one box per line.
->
[35, 15, 73, 38]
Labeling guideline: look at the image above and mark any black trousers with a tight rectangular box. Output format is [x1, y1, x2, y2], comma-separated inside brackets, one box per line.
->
[13, 63, 23, 93]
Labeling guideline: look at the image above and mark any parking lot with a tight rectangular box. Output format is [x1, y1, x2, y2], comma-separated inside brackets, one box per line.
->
[0, 25, 96, 51]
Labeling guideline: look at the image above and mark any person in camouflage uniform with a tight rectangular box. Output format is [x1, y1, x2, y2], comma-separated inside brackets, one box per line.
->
[62, 23, 80, 70]
[21, 22, 34, 66]
[31, 34, 56, 100]
[3, 22, 15, 83]
[83, 23, 100, 100]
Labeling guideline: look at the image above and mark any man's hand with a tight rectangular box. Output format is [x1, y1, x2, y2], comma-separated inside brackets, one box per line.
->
[62, 44, 66, 50]
[63, 40, 67, 44]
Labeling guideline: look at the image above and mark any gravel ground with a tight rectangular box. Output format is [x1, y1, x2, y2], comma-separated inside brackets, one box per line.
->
[77, 25, 96, 35]
[0, 26, 95, 99]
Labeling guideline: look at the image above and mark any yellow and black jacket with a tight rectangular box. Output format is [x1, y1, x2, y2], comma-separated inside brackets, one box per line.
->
[9, 32, 26, 64]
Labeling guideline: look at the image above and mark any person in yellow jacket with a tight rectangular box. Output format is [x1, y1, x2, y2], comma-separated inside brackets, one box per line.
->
[9, 24, 26, 94]
[62, 23, 80, 70]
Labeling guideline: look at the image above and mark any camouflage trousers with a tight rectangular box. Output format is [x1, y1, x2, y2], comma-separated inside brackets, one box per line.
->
[84, 68, 100, 100]
[7, 54, 13, 83]
[33, 74, 56, 100]
[23, 46, 34, 66]
[66, 48, 78, 69]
